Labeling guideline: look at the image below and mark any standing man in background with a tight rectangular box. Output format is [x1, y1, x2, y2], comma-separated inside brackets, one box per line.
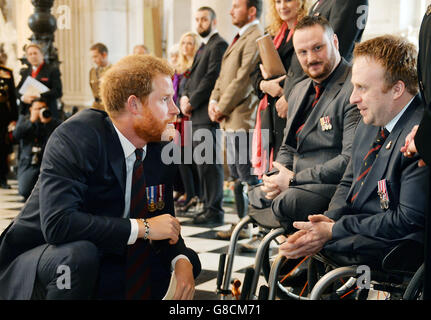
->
[180, 6, 228, 225]
[89, 43, 111, 111]
[16, 44, 63, 120]
[209, 0, 262, 239]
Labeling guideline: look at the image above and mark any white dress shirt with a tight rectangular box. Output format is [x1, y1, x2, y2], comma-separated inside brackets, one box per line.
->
[113, 124, 188, 269]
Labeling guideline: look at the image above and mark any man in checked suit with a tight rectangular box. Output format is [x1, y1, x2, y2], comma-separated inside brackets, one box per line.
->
[208, 0, 262, 237]
[280, 35, 430, 265]
[250, 16, 360, 233]
[180, 7, 228, 225]
[0, 55, 200, 300]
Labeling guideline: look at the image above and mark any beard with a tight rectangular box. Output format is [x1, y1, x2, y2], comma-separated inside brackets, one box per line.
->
[304, 50, 337, 82]
[134, 107, 176, 143]
[198, 24, 212, 38]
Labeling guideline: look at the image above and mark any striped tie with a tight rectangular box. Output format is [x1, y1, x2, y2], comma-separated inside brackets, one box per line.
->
[126, 149, 152, 300]
[350, 128, 389, 203]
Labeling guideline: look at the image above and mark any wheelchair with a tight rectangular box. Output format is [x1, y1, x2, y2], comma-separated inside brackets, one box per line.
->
[265, 239, 424, 300]
[216, 205, 287, 300]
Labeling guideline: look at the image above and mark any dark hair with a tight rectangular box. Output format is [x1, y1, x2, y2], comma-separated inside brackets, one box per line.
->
[198, 6, 216, 21]
[90, 43, 108, 55]
[31, 97, 48, 106]
[295, 15, 334, 38]
[247, 0, 262, 19]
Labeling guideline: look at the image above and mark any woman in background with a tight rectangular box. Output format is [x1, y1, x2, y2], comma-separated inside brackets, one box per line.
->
[171, 32, 202, 214]
[252, 0, 308, 176]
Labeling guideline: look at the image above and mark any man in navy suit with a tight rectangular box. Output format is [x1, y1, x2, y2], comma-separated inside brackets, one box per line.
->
[279, 35, 429, 264]
[180, 7, 228, 225]
[0, 55, 200, 300]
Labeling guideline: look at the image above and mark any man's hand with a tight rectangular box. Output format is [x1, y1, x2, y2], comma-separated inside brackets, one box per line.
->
[208, 101, 225, 123]
[260, 75, 286, 98]
[261, 162, 294, 200]
[22, 94, 39, 105]
[279, 215, 334, 259]
[180, 96, 192, 117]
[401, 125, 427, 167]
[30, 105, 40, 123]
[138, 214, 181, 245]
[173, 259, 195, 300]
[275, 95, 289, 119]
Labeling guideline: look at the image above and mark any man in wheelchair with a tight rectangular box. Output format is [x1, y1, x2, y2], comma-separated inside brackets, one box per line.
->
[279, 35, 430, 273]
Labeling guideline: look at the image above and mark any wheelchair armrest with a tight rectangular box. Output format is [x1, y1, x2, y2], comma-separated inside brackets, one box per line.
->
[382, 240, 424, 275]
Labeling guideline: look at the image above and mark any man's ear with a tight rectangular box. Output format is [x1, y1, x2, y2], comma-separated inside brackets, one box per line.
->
[126, 95, 141, 115]
[392, 80, 406, 100]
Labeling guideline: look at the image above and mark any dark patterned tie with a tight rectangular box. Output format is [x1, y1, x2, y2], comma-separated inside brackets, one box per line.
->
[296, 84, 323, 139]
[350, 128, 390, 203]
[126, 149, 152, 300]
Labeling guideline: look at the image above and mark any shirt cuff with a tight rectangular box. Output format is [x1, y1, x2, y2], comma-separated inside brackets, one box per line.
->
[171, 255, 190, 272]
[128, 219, 139, 245]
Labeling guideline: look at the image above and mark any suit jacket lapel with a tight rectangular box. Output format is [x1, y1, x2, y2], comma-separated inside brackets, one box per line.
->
[283, 80, 312, 145]
[105, 117, 126, 197]
[223, 24, 258, 59]
[297, 60, 350, 149]
[190, 33, 219, 73]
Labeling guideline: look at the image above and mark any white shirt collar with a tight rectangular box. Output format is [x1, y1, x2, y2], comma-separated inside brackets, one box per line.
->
[112, 124, 147, 159]
[385, 96, 415, 133]
[237, 19, 259, 37]
[201, 29, 218, 44]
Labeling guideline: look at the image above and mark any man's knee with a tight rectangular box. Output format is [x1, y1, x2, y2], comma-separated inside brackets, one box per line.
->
[35, 241, 100, 300]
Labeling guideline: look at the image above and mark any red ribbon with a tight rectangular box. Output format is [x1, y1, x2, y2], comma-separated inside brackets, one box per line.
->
[252, 23, 295, 177]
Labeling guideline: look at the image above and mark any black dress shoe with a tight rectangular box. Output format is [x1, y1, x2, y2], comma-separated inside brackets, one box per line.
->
[193, 210, 224, 225]
[0, 181, 11, 189]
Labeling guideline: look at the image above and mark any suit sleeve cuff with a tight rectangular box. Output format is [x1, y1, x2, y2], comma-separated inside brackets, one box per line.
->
[128, 219, 139, 245]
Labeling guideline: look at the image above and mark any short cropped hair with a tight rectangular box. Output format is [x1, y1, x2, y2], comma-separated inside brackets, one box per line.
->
[247, 0, 263, 19]
[295, 15, 334, 38]
[90, 43, 108, 55]
[198, 6, 216, 21]
[25, 43, 43, 54]
[353, 35, 418, 95]
[100, 55, 174, 116]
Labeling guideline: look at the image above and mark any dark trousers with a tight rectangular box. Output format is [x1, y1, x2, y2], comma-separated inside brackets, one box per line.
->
[192, 124, 224, 215]
[31, 241, 99, 300]
[249, 183, 336, 233]
[18, 163, 40, 199]
[225, 131, 259, 219]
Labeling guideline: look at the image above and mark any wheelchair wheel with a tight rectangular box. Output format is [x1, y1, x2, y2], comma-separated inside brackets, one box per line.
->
[403, 263, 424, 300]
[309, 266, 370, 300]
[263, 252, 310, 300]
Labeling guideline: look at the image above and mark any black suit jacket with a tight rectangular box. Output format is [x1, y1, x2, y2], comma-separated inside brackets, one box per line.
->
[310, 0, 369, 62]
[0, 109, 200, 300]
[182, 33, 228, 126]
[415, 9, 431, 165]
[16, 63, 63, 119]
[252, 30, 302, 155]
[325, 96, 430, 256]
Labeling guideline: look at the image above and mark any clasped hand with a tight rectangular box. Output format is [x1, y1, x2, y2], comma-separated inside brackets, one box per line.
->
[279, 215, 334, 259]
[261, 162, 294, 200]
